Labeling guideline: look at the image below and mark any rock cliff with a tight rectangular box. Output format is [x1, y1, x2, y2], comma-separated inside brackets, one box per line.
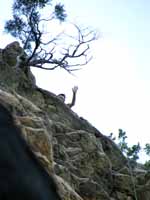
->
[0, 42, 150, 200]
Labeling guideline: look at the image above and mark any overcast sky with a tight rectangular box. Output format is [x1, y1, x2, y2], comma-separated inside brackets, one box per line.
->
[1, 0, 150, 162]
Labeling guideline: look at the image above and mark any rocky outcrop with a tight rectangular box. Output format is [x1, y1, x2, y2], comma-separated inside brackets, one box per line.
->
[0, 42, 36, 93]
[0, 42, 150, 200]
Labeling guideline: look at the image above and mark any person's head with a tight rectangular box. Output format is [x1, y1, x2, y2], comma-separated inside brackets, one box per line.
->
[57, 94, 66, 103]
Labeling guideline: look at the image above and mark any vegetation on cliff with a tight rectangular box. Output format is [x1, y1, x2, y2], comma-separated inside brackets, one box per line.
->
[4, 0, 97, 73]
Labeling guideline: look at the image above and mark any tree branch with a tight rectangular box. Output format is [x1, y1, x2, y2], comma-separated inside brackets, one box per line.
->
[21, 15, 98, 73]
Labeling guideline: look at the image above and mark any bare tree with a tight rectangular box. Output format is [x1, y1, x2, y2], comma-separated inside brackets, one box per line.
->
[5, 0, 98, 73]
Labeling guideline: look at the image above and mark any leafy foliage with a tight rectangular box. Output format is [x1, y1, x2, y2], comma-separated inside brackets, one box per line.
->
[108, 133, 116, 141]
[143, 143, 150, 169]
[5, 0, 65, 50]
[144, 143, 150, 156]
[54, 4, 67, 21]
[118, 129, 128, 153]
[144, 160, 150, 170]
[126, 143, 141, 162]
[109, 129, 150, 170]
[109, 129, 141, 166]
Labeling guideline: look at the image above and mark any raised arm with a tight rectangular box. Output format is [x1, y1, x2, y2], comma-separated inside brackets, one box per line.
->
[67, 86, 78, 108]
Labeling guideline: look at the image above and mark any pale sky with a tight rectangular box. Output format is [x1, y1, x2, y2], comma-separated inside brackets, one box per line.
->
[1, 0, 150, 162]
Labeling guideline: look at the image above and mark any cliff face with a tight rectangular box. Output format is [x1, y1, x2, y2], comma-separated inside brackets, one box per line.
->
[0, 42, 150, 200]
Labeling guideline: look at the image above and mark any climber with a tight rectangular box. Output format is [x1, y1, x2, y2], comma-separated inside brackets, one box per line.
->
[57, 86, 78, 108]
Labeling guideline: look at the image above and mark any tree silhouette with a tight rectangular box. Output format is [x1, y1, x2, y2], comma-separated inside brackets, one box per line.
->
[5, 0, 98, 73]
